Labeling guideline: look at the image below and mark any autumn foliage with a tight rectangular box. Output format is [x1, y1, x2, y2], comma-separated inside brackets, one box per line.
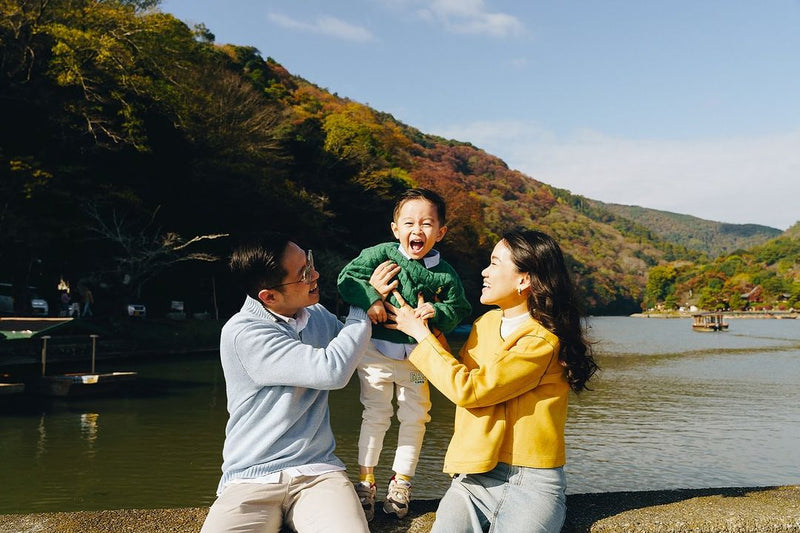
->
[2, 1, 794, 319]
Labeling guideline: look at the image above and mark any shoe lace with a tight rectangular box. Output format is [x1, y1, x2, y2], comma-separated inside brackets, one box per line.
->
[388, 479, 411, 502]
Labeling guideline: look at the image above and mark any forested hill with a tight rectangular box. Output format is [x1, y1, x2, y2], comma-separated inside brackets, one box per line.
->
[587, 202, 782, 257]
[1, 1, 795, 318]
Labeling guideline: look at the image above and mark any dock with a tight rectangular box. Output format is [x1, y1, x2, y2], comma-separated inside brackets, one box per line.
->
[27, 371, 138, 397]
[1, 317, 137, 397]
[0, 382, 24, 395]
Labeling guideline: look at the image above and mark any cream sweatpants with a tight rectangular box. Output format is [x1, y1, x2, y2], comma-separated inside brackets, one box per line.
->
[357, 341, 432, 477]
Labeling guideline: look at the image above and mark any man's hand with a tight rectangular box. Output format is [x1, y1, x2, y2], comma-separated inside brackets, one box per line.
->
[369, 260, 401, 300]
[367, 300, 387, 324]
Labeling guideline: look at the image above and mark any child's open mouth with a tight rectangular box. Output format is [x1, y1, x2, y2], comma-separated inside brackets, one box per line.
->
[410, 238, 425, 253]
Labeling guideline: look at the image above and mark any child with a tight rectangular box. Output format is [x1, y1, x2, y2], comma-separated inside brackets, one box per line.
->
[337, 188, 471, 520]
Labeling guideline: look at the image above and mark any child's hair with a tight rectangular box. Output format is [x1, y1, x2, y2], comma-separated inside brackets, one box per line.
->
[393, 188, 447, 225]
[502, 229, 598, 393]
[229, 233, 291, 299]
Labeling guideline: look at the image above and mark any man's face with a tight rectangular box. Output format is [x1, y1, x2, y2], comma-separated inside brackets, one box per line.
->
[391, 199, 447, 260]
[264, 242, 319, 316]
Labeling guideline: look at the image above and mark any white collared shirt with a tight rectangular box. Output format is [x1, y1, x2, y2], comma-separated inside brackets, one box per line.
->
[396, 243, 441, 268]
[229, 462, 343, 486]
[269, 306, 310, 334]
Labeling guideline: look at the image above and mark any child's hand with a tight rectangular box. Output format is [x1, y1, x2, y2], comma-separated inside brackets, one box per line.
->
[367, 300, 387, 324]
[369, 260, 401, 300]
[414, 301, 436, 321]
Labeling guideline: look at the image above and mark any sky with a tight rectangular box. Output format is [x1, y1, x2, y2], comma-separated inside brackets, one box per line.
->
[159, 0, 800, 230]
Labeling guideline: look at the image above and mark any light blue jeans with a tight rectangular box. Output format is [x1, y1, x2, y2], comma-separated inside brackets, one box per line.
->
[431, 463, 566, 533]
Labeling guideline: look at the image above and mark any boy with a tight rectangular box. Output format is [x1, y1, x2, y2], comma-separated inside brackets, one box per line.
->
[337, 188, 471, 520]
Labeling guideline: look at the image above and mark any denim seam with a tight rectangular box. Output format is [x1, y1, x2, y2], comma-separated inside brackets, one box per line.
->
[488, 465, 519, 533]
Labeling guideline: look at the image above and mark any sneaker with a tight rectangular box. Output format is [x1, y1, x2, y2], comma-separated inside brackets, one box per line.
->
[383, 476, 412, 518]
[356, 481, 377, 521]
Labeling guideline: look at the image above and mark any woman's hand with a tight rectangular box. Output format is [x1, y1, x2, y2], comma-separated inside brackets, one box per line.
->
[384, 291, 431, 342]
[414, 301, 436, 321]
[369, 260, 401, 300]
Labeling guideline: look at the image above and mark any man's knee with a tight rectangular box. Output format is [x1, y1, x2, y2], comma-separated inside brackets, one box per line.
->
[288, 473, 369, 533]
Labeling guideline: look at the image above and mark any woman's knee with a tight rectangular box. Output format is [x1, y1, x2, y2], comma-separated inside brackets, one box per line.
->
[431, 484, 486, 533]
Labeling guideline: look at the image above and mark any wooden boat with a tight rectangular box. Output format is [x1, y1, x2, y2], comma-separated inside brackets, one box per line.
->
[692, 312, 729, 331]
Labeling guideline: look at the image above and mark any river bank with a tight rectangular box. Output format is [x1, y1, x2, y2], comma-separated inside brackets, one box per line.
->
[1, 486, 798, 533]
[630, 310, 798, 319]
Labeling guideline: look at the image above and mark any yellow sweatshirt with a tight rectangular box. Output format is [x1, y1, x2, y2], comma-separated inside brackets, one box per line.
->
[409, 309, 568, 474]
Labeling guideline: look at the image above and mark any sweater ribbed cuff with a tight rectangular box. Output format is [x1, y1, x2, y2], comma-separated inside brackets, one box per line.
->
[345, 306, 369, 323]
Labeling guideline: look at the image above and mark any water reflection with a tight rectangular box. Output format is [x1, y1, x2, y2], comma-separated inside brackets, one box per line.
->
[80, 413, 99, 455]
[35, 413, 46, 461]
[0, 317, 798, 513]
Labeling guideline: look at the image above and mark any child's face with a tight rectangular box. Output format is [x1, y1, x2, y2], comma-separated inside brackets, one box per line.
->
[391, 198, 447, 260]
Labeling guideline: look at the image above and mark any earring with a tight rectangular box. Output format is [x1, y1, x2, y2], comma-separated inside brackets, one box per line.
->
[517, 287, 522, 295]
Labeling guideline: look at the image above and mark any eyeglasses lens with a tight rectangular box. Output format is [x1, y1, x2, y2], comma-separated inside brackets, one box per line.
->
[301, 250, 314, 283]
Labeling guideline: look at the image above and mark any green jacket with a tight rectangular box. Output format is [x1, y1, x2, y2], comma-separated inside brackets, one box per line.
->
[337, 242, 471, 344]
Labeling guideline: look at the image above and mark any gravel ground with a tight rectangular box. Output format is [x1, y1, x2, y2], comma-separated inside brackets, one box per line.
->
[564, 486, 800, 532]
[1, 486, 798, 533]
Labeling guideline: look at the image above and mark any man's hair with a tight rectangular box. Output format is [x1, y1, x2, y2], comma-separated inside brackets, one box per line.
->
[393, 188, 447, 225]
[229, 233, 291, 299]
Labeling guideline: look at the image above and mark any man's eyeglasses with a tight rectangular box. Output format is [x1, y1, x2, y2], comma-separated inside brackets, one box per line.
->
[267, 250, 315, 289]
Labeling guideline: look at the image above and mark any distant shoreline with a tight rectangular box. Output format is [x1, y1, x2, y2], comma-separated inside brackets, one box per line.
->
[630, 310, 798, 319]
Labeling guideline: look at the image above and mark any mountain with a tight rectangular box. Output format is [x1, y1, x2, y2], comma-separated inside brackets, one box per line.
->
[588, 202, 783, 257]
[642, 224, 800, 312]
[1, 1, 795, 318]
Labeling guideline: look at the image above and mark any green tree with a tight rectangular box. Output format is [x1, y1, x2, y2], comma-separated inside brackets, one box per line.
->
[644, 264, 676, 309]
[23, 0, 220, 154]
[698, 286, 723, 310]
[727, 293, 746, 311]
[718, 255, 744, 277]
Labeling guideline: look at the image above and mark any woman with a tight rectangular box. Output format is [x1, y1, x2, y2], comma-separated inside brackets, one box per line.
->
[385, 229, 598, 532]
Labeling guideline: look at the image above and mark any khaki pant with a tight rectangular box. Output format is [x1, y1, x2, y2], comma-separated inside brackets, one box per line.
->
[200, 470, 369, 533]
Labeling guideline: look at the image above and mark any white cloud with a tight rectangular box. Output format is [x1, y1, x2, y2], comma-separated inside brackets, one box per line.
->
[430, 121, 800, 230]
[268, 13, 374, 42]
[415, 0, 524, 37]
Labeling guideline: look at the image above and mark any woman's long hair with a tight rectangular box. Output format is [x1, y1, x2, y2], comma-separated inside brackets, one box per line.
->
[503, 230, 598, 393]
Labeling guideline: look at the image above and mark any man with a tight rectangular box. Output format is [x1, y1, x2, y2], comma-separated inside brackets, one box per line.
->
[200, 234, 373, 533]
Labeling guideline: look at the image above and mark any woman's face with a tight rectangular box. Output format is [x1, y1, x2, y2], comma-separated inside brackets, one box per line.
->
[480, 240, 528, 312]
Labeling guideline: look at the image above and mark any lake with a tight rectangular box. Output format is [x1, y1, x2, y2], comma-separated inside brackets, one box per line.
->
[1, 316, 798, 514]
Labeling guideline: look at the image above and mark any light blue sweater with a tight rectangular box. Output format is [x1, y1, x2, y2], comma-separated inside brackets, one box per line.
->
[216, 296, 370, 493]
